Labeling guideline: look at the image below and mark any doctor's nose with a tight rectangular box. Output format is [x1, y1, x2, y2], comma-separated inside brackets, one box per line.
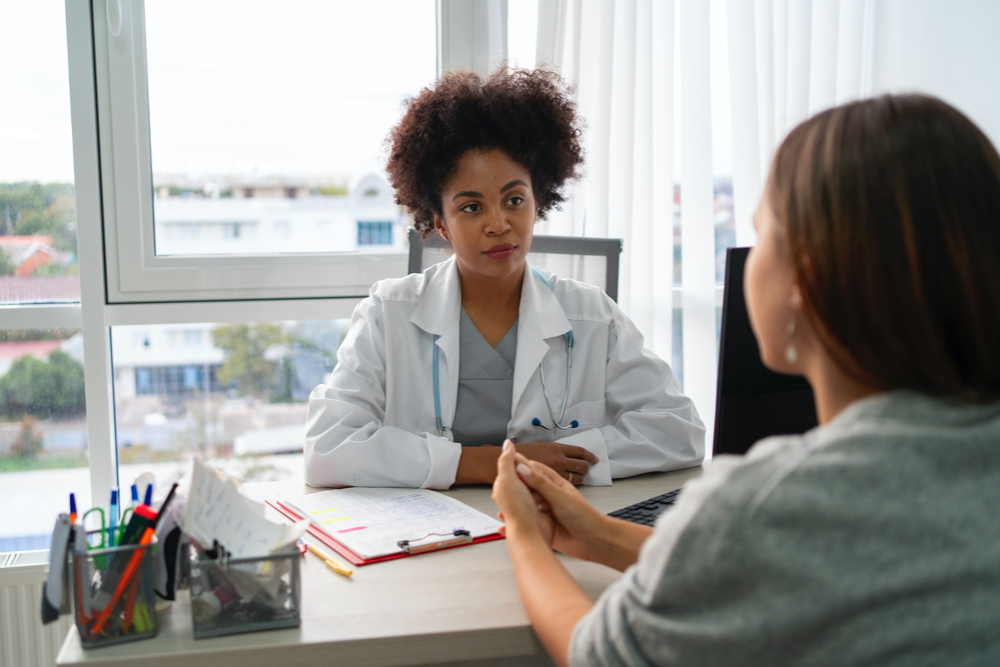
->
[484, 207, 511, 235]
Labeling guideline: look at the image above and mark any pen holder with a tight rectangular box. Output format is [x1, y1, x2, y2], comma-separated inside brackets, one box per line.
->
[187, 542, 301, 639]
[72, 534, 159, 648]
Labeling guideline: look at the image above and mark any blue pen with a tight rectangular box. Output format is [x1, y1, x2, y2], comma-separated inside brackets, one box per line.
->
[143, 484, 152, 506]
[109, 488, 119, 547]
[69, 492, 78, 524]
[131, 484, 139, 506]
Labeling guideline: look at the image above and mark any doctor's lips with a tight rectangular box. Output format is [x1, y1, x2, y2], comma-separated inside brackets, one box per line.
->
[484, 243, 517, 259]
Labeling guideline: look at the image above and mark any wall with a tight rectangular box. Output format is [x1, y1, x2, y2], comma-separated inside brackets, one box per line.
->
[870, 0, 1000, 148]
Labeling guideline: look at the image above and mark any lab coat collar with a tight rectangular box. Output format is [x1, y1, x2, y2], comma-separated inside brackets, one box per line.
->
[409, 256, 461, 337]
[407, 257, 571, 339]
[511, 260, 572, 416]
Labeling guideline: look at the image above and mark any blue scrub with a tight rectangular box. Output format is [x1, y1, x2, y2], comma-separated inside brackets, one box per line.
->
[451, 309, 518, 447]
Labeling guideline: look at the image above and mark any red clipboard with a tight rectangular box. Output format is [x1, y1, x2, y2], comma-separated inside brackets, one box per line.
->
[266, 498, 504, 566]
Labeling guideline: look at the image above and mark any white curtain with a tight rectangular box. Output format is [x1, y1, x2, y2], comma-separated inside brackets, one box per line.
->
[534, 0, 873, 445]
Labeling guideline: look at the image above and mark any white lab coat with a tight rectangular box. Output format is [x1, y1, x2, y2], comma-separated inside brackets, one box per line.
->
[305, 257, 704, 488]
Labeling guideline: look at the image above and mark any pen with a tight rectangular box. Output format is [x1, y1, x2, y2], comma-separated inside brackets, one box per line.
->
[143, 484, 153, 506]
[91, 526, 154, 634]
[69, 493, 77, 524]
[305, 540, 353, 578]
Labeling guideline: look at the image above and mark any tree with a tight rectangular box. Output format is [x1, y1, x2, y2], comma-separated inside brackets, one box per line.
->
[10, 417, 44, 459]
[0, 247, 14, 276]
[0, 350, 86, 420]
[211, 323, 286, 401]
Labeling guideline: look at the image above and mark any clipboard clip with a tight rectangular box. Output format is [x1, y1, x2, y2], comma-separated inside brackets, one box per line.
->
[397, 530, 471, 555]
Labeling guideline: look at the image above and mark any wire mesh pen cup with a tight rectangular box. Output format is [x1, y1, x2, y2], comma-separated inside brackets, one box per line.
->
[187, 541, 301, 639]
[72, 533, 159, 648]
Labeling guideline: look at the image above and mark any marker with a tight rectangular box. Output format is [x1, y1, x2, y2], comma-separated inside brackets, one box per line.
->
[108, 489, 119, 547]
[143, 484, 153, 506]
[69, 493, 77, 524]
[130, 484, 139, 506]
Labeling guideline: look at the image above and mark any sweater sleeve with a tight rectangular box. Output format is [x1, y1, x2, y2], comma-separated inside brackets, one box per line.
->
[569, 438, 808, 666]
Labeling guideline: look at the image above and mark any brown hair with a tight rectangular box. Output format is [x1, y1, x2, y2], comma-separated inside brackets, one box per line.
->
[769, 94, 1000, 399]
[385, 67, 583, 238]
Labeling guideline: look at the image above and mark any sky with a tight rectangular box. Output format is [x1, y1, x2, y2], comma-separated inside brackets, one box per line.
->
[0, 0, 733, 186]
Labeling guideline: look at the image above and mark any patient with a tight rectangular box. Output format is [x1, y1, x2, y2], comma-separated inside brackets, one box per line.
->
[492, 93, 1000, 665]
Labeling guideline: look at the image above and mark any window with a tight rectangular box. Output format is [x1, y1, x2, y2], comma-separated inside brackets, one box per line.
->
[113, 319, 349, 488]
[92, 0, 436, 303]
[357, 221, 393, 247]
[0, 2, 79, 305]
[0, 328, 88, 551]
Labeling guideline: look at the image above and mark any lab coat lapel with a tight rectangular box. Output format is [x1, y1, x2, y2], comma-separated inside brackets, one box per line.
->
[410, 258, 462, 433]
[511, 263, 572, 416]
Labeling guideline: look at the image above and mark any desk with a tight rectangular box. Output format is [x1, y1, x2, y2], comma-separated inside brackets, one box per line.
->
[58, 466, 702, 667]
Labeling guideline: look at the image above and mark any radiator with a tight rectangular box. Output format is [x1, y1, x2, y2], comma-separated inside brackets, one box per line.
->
[0, 550, 72, 667]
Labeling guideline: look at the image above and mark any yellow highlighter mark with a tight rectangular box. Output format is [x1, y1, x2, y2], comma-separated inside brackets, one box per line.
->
[322, 516, 353, 524]
[309, 508, 340, 514]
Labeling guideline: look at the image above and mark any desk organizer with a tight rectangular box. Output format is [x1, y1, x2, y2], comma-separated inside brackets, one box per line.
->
[72, 535, 159, 648]
[187, 542, 301, 639]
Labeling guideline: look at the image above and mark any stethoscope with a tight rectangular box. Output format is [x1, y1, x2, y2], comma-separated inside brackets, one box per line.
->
[432, 267, 579, 440]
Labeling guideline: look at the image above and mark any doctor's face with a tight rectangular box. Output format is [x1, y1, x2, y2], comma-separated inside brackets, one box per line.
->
[433, 148, 537, 283]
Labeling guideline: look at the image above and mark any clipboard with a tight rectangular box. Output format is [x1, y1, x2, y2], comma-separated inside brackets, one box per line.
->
[266, 499, 504, 566]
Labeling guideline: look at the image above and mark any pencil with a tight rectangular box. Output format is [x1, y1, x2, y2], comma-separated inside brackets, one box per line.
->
[305, 541, 353, 577]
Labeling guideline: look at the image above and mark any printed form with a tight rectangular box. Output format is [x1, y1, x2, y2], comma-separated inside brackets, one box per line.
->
[282, 488, 502, 559]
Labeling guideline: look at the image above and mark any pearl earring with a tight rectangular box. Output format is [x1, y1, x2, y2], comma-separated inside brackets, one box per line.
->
[785, 316, 798, 364]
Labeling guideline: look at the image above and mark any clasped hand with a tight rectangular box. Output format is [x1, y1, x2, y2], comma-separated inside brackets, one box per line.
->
[491, 439, 605, 562]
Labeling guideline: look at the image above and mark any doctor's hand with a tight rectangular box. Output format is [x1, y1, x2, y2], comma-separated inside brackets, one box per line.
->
[514, 441, 598, 485]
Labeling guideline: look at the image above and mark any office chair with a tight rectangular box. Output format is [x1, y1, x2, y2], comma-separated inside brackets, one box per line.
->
[406, 228, 624, 302]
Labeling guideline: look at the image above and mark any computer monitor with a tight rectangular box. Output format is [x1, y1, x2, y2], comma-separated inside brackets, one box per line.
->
[713, 247, 818, 456]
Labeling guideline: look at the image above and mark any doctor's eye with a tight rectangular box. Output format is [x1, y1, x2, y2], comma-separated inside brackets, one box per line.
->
[506, 196, 525, 207]
[459, 202, 483, 213]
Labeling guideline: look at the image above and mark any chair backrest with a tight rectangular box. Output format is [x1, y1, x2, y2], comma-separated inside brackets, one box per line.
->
[407, 228, 624, 302]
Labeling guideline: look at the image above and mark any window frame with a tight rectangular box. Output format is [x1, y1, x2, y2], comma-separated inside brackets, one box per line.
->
[93, 0, 425, 304]
[8, 0, 508, 525]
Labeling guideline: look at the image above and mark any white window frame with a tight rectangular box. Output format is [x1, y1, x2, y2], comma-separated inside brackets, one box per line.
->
[93, 0, 426, 304]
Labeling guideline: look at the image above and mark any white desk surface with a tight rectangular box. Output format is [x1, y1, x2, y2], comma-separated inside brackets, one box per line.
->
[58, 466, 702, 667]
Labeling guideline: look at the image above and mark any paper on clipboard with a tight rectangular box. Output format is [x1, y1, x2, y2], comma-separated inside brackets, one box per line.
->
[281, 488, 502, 560]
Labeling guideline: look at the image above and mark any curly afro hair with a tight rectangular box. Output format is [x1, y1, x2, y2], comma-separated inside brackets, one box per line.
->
[385, 67, 584, 238]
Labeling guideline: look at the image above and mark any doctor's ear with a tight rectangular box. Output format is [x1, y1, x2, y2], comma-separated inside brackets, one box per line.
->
[432, 214, 449, 242]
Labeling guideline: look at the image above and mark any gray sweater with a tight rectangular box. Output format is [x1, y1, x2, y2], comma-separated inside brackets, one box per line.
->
[570, 391, 1000, 666]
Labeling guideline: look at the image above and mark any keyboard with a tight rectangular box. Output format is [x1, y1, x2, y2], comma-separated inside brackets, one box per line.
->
[608, 489, 682, 525]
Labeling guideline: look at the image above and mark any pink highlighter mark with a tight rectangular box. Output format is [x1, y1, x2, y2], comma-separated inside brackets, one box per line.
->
[338, 526, 367, 534]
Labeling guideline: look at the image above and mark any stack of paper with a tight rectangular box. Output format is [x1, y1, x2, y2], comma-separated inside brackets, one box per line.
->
[282, 488, 502, 560]
[183, 459, 307, 558]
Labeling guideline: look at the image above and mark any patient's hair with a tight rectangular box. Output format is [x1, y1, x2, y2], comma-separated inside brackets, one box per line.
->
[385, 67, 583, 238]
[769, 94, 1000, 399]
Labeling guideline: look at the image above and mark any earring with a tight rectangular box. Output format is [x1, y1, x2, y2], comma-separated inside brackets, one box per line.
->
[785, 316, 798, 364]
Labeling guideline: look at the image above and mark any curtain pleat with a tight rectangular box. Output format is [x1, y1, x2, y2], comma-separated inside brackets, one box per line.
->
[650, 0, 674, 362]
[727, 0, 761, 247]
[679, 0, 718, 446]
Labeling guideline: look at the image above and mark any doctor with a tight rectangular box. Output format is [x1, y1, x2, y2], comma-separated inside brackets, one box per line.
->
[305, 68, 704, 489]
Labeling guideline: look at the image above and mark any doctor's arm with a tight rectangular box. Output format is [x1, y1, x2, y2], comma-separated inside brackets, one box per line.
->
[305, 299, 460, 489]
[559, 303, 706, 480]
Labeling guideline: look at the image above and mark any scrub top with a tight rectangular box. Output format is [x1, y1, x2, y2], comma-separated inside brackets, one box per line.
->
[451, 309, 518, 447]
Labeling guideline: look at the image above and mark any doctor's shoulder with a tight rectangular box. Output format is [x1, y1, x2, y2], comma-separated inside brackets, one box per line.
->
[541, 270, 616, 324]
[354, 264, 441, 317]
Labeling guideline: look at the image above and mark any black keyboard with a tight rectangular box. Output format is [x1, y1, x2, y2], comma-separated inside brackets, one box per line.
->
[608, 489, 682, 525]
